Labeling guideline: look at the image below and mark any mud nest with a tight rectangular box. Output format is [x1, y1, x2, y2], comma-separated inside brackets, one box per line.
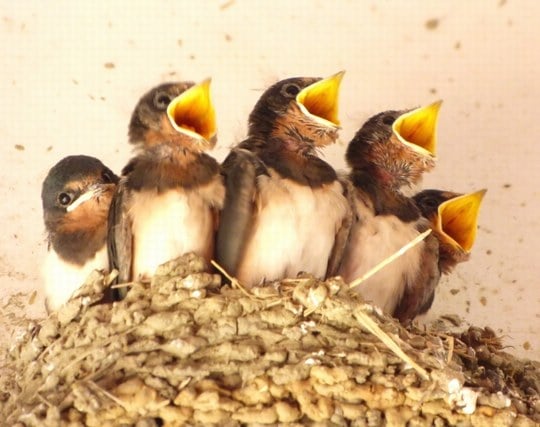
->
[0, 253, 538, 426]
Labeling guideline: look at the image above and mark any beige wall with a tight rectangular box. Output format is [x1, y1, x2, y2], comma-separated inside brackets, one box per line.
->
[1, 1, 538, 359]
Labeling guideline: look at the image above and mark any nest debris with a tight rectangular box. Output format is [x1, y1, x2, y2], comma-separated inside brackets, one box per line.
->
[0, 253, 538, 426]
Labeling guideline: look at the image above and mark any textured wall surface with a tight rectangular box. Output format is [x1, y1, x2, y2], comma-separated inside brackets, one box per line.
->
[0, 1, 538, 359]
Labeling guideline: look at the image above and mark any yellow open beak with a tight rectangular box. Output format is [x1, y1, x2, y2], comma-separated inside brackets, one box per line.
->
[296, 71, 344, 128]
[166, 78, 217, 142]
[436, 189, 486, 252]
[392, 100, 442, 157]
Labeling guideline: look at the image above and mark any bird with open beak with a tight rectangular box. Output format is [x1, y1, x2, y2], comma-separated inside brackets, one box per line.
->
[346, 102, 441, 193]
[392, 189, 486, 321]
[413, 189, 486, 274]
[337, 103, 444, 323]
[216, 72, 352, 287]
[108, 79, 224, 285]
[41, 155, 118, 312]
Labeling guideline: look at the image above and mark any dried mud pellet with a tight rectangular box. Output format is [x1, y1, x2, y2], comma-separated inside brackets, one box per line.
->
[259, 307, 298, 327]
[158, 405, 193, 425]
[66, 408, 84, 422]
[408, 335, 427, 350]
[192, 408, 229, 424]
[371, 372, 402, 389]
[365, 384, 404, 408]
[37, 319, 60, 346]
[174, 387, 197, 407]
[400, 371, 419, 388]
[385, 406, 417, 425]
[150, 292, 184, 310]
[39, 373, 59, 392]
[179, 273, 220, 290]
[144, 375, 175, 398]
[19, 338, 44, 363]
[193, 298, 229, 323]
[232, 377, 273, 405]
[421, 400, 463, 425]
[310, 365, 351, 385]
[232, 404, 278, 424]
[135, 418, 163, 427]
[152, 253, 207, 280]
[274, 400, 301, 422]
[511, 398, 528, 415]
[335, 400, 368, 420]
[353, 367, 371, 384]
[269, 382, 288, 399]
[144, 311, 192, 333]
[365, 409, 383, 427]
[346, 351, 387, 368]
[236, 297, 266, 314]
[251, 286, 280, 299]
[160, 336, 206, 358]
[477, 392, 511, 409]
[407, 416, 432, 427]
[513, 416, 539, 427]
[471, 409, 517, 427]
[296, 389, 334, 421]
[197, 316, 237, 341]
[350, 418, 368, 427]
[263, 349, 288, 363]
[191, 390, 220, 411]
[255, 328, 287, 345]
[269, 363, 310, 385]
[330, 413, 349, 426]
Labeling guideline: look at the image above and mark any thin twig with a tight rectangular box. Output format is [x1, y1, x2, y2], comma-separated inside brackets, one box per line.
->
[349, 229, 432, 289]
[211, 260, 255, 300]
[354, 310, 430, 380]
[110, 282, 135, 289]
[87, 380, 129, 410]
[446, 336, 455, 365]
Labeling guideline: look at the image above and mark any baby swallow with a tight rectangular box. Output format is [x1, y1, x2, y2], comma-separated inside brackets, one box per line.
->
[338, 105, 443, 323]
[108, 80, 224, 285]
[346, 101, 441, 192]
[41, 155, 118, 312]
[216, 72, 352, 287]
[391, 189, 487, 320]
[413, 189, 486, 274]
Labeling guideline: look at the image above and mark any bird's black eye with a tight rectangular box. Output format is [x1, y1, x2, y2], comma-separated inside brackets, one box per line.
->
[281, 83, 301, 97]
[382, 115, 395, 126]
[153, 92, 172, 110]
[58, 193, 72, 206]
[102, 170, 114, 183]
[424, 198, 439, 208]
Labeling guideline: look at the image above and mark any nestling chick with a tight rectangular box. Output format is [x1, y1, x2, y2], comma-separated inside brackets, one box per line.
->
[216, 72, 352, 287]
[108, 80, 224, 286]
[42, 155, 118, 312]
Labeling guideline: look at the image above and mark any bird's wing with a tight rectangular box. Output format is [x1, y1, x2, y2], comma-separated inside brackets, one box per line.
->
[392, 220, 441, 323]
[215, 148, 264, 276]
[107, 178, 133, 298]
[326, 176, 355, 277]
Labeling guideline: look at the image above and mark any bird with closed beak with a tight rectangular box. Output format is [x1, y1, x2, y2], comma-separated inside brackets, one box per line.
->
[216, 72, 352, 287]
[41, 155, 118, 312]
[108, 79, 224, 286]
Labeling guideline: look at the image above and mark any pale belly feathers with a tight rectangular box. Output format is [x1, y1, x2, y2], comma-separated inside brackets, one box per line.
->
[339, 196, 425, 314]
[129, 181, 224, 280]
[42, 245, 108, 311]
[237, 172, 349, 287]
